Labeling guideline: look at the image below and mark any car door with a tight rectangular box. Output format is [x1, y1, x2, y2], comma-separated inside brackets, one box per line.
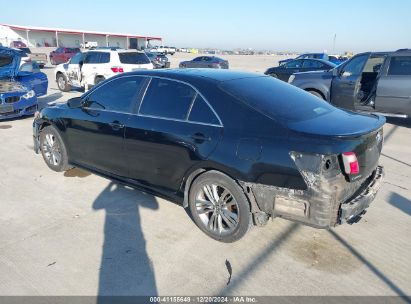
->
[124, 77, 223, 193]
[66, 52, 84, 87]
[64, 76, 147, 176]
[301, 59, 324, 72]
[375, 55, 411, 116]
[189, 57, 203, 68]
[330, 53, 369, 109]
[81, 52, 105, 86]
[277, 60, 303, 81]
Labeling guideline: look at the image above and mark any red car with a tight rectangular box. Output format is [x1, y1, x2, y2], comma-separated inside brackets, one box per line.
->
[49, 47, 81, 65]
[9, 41, 27, 48]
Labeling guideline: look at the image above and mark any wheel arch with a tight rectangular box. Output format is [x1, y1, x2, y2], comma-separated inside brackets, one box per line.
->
[304, 88, 326, 100]
[181, 167, 260, 213]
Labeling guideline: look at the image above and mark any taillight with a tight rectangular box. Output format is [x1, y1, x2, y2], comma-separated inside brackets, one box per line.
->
[342, 152, 359, 175]
[111, 66, 124, 73]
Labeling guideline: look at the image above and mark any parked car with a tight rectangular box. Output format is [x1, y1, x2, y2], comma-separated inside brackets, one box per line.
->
[49, 47, 81, 65]
[9, 40, 27, 48]
[0, 47, 48, 120]
[265, 59, 336, 82]
[179, 56, 229, 69]
[33, 69, 384, 242]
[54, 49, 153, 91]
[279, 53, 329, 66]
[328, 55, 348, 65]
[289, 50, 411, 118]
[147, 46, 167, 54]
[18, 47, 48, 68]
[146, 52, 170, 69]
[164, 46, 176, 55]
[80, 41, 98, 49]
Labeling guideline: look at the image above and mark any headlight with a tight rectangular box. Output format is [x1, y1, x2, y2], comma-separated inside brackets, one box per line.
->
[288, 75, 296, 83]
[22, 90, 35, 99]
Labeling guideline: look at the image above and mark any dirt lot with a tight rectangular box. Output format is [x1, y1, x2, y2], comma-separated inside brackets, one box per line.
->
[0, 53, 410, 296]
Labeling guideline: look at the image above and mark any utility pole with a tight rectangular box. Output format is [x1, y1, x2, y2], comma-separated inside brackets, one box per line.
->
[333, 34, 336, 54]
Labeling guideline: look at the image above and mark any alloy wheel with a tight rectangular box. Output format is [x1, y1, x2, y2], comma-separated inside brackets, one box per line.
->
[195, 184, 239, 235]
[42, 133, 62, 166]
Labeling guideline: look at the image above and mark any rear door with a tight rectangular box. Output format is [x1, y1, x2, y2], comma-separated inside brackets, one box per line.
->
[330, 53, 369, 109]
[64, 76, 146, 176]
[81, 52, 109, 85]
[125, 77, 223, 193]
[375, 55, 411, 116]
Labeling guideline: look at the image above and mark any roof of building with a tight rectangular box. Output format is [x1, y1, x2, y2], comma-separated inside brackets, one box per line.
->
[0, 23, 162, 41]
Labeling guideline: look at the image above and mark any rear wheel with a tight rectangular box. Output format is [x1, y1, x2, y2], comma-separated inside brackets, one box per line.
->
[56, 73, 71, 92]
[189, 171, 252, 243]
[95, 76, 105, 86]
[307, 90, 325, 100]
[40, 126, 72, 172]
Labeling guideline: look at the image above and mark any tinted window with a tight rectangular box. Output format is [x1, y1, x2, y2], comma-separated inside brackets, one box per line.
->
[84, 52, 100, 64]
[341, 54, 369, 76]
[388, 56, 411, 75]
[193, 57, 203, 62]
[188, 95, 220, 125]
[139, 78, 196, 120]
[87, 76, 145, 112]
[99, 52, 110, 63]
[118, 52, 150, 64]
[285, 60, 302, 68]
[69, 52, 84, 64]
[220, 76, 334, 123]
[67, 48, 80, 53]
[0, 55, 12, 67]
[302, 60, 323, 69]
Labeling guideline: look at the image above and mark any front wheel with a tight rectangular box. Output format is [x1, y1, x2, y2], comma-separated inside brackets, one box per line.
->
[40, 126, 72, 172]
[189, 171, 252, 242]
[56, 74, 71, 92]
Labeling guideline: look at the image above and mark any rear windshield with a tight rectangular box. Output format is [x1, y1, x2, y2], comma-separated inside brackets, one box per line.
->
[118, 52, 150, 64]
[220, 76, 335, 123]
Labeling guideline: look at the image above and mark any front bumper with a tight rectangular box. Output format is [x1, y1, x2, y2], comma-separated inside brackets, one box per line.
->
[339, 165, 384, 224]
[0, 97, 38, 120]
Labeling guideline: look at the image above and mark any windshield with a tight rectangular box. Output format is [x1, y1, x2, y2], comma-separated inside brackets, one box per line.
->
[119, 52, 151, 64]
[220, 76, 335, 123]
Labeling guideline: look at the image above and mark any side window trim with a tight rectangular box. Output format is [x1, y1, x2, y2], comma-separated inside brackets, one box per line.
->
[137, 76, 223, 127]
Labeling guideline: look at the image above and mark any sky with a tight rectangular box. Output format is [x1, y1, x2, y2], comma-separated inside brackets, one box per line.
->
[2, 0, 410, 53]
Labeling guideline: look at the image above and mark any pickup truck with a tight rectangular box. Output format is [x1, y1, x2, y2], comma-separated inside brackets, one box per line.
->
[18, 48, 48, 68]
[49, 47, 81, 65]
[0, 47, 48, 120]
[289, 49, 411, 118]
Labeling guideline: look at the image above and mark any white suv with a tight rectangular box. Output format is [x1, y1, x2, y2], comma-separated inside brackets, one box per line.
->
[55, 49, 153, 91]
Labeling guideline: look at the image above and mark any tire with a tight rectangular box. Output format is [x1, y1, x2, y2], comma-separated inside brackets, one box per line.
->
[95, 76, 105, 86]
[40, 125, 72, 172]
[307, 90, 325, 100]
[56, 73, 71, 92]
[188, 171, 252, 243]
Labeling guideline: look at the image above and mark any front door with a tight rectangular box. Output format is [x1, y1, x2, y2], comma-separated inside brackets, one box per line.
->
[66, 52, 84, 87]
[64, 75, 147, 176]
[125, 77, 223, 193]
[331, 54, 370, 109]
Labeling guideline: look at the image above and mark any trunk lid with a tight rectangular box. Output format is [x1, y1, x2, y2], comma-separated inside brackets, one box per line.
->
[0, 47, 22, 79]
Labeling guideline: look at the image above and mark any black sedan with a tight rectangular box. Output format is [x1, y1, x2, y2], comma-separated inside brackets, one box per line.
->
[265, 58, 336, 82]
[146, 52, 170, 69]
[179, 56, 229, 69]
[33, 69, 384, 242]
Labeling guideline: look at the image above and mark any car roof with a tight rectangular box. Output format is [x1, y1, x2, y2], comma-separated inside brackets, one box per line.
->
[125, 68, 264, 83]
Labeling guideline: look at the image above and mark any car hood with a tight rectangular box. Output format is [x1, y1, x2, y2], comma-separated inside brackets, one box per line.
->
[0, 80, 28, 93]
[287, 109, 386, 137]
[0, 47, 22, 79]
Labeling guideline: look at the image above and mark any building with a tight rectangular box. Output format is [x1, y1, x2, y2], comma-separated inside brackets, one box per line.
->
[0, 24, 162, 49]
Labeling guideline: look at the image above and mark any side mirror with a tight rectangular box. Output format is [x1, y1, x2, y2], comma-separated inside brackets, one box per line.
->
[67, 97, 83, 108]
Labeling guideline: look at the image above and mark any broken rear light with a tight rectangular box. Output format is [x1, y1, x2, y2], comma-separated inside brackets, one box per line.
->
[342, 152, 359, 175]
[111, 66, 124, 73]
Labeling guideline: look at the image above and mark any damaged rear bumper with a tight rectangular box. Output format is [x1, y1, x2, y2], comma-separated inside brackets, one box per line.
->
[240, 163, 384, 229]
[339, 165, 384, 224]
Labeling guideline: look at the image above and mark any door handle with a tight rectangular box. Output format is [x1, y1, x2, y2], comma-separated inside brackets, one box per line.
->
[109, 121, 125, 130]
[190, 133, 211, 142]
